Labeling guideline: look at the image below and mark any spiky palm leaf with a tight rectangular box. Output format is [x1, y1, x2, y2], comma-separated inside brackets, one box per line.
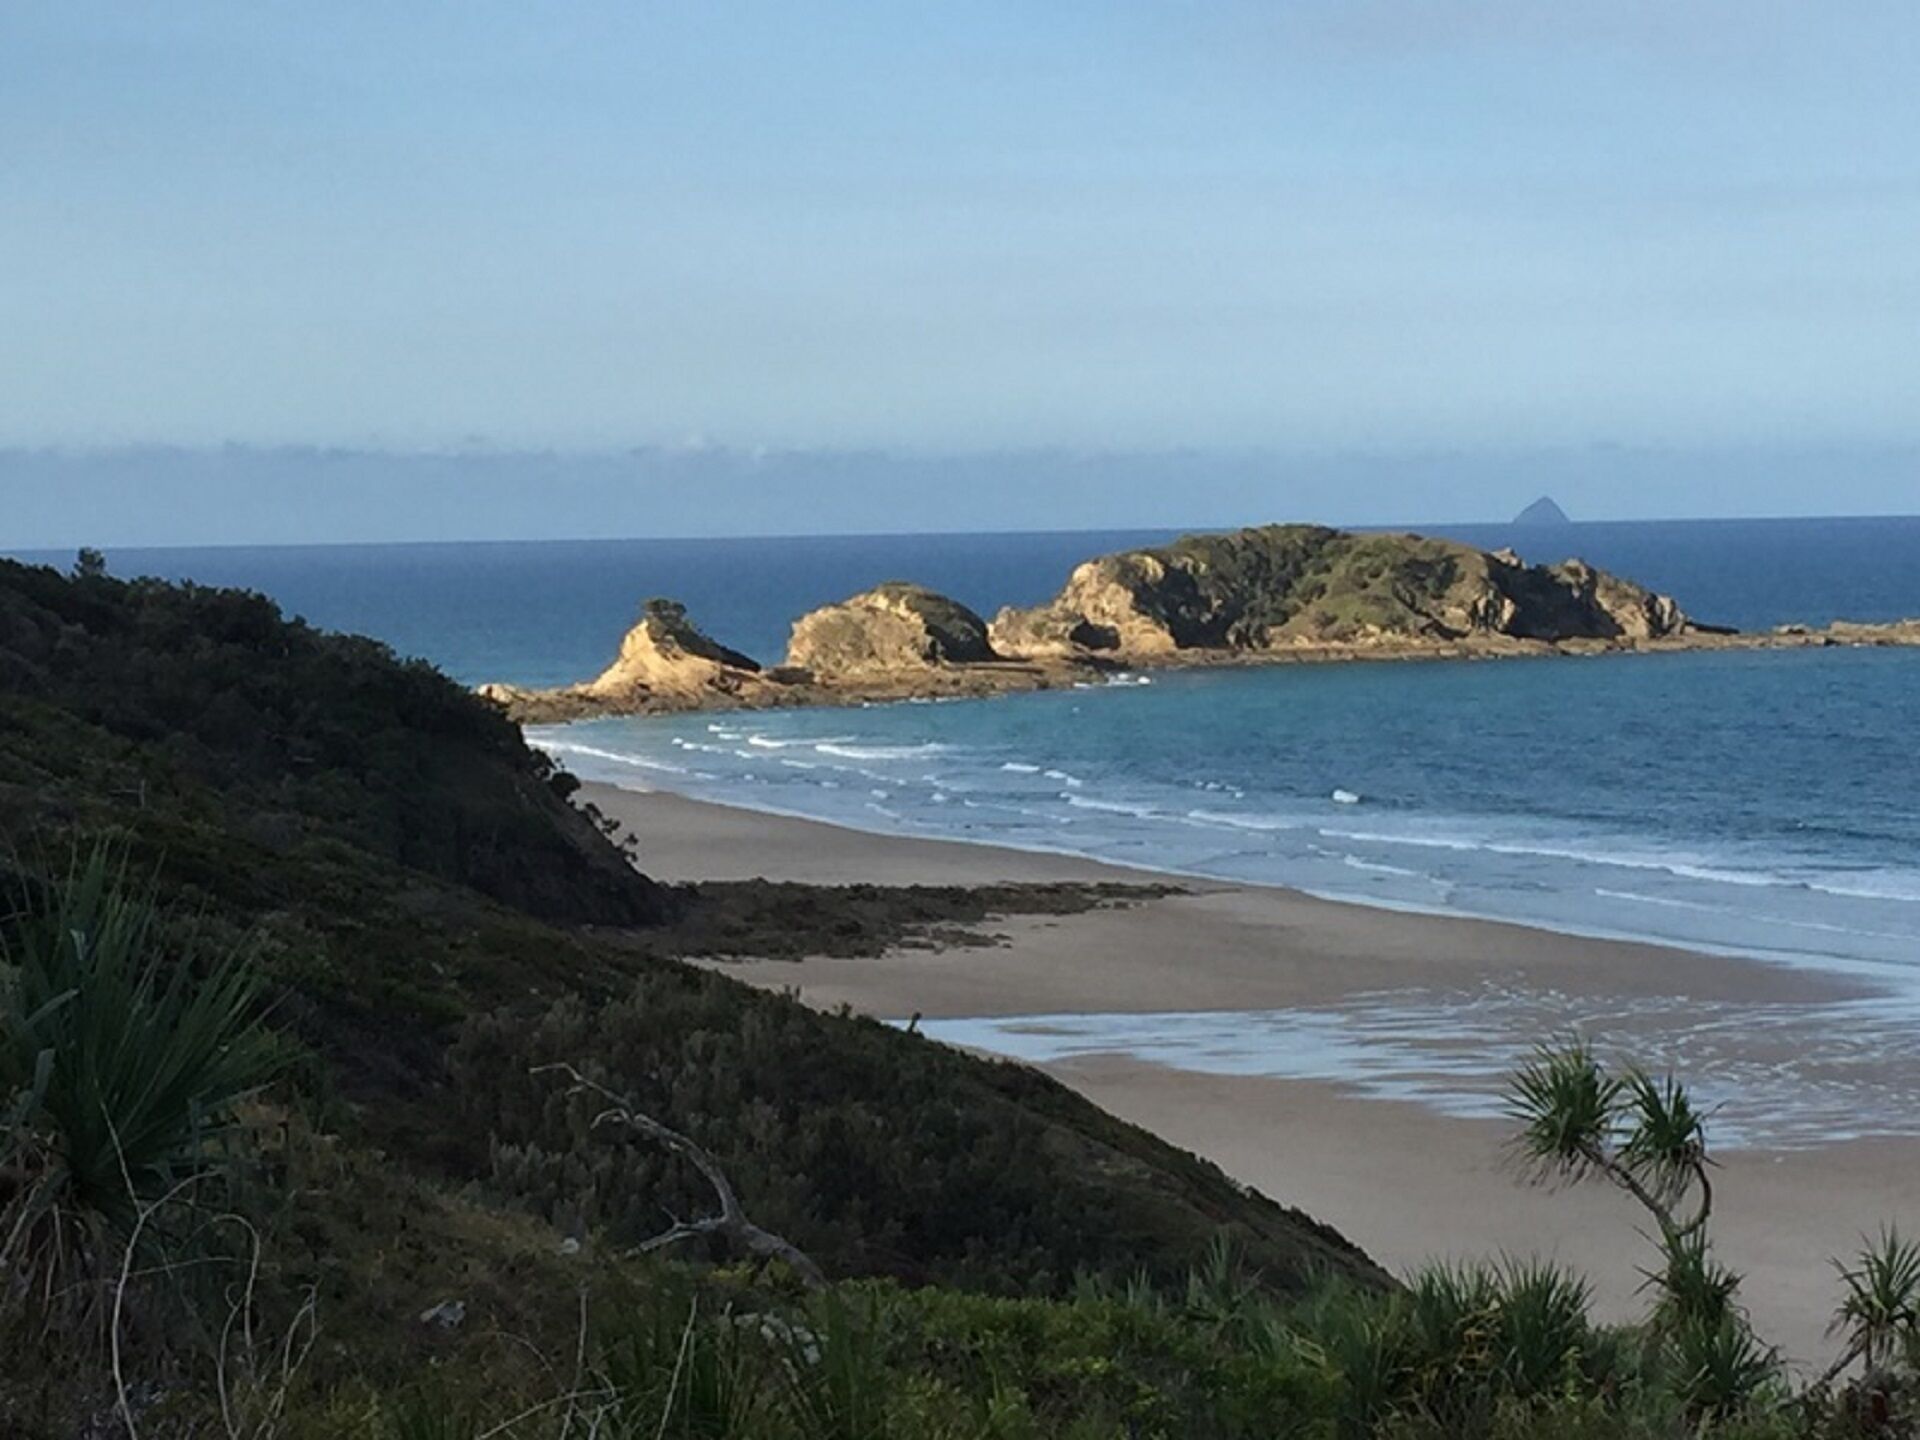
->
[1491, 1258, 1594, 1399]
[1640, 1230, 1741, 1334]
[1668, 1313, 1780, 1419]
[1830, 1227, 1920, 1374]
[1, 846, 282, 1291]
[1619, 1070, 1710, 1211]
[1503, 1040, 1623, 1184]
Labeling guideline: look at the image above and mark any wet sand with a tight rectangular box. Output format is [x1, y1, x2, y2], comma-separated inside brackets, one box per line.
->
[588, 781, 1919, 1368]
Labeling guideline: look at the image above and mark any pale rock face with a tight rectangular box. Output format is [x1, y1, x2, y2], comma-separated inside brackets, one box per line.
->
[785, 582, 996, 678]
[990, 554, 1204, 657]
[584, 599, 761, 702]
[476, 524, 1739, 725]
[1585, 567, 1687, 640]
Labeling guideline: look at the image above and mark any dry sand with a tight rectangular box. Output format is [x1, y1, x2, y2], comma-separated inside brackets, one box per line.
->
[587, 781, 1920, 1369]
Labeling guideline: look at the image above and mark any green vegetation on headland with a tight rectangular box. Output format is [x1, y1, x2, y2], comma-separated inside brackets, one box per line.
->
[4, 553, 1918, 1437]
[480, 523, 1920, 722]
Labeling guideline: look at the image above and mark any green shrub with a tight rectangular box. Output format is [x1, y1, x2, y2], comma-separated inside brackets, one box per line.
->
[1, 846, 282, 1325]
[1644, 1229, 1744, 1334]
[1670, 1314, 1782, 1420]
[1830, 1228, 1920, 1377]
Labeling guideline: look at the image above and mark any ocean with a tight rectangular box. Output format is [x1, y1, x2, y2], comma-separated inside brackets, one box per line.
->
[14, 516, 1920, 984]
[15, 515, 1920, 1145]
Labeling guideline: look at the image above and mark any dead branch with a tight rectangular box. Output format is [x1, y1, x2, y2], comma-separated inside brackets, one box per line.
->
[532, 1063, 826, 1291]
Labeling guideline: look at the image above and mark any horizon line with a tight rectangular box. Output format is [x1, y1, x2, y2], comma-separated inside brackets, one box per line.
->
[10, 511, 1920, 560]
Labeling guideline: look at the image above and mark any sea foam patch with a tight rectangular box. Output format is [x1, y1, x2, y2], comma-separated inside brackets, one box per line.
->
[912, 982, 1920, 1152]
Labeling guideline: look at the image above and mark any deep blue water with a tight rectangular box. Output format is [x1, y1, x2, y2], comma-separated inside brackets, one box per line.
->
[11, 516, 1920, 983]
[20, 515, 1919, 688]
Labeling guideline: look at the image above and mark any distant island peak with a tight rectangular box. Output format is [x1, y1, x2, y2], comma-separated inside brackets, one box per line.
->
[1514, 495, 1573, 525]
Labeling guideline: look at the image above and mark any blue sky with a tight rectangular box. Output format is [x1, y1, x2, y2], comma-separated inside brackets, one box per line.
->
[2, 3, 1917, 536]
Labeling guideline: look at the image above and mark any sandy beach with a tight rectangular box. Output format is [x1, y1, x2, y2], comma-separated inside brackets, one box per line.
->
[588, 781, 1919, 1369]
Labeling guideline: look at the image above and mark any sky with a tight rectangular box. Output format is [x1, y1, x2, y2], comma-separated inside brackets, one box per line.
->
[3, 2, 1917, 541]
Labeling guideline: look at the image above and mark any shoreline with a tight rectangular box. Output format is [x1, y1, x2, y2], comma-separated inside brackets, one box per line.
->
[560, 768, 1912, 1006]
[587, 780, 1920, 1368]
[590, 782, 1868, 1013]
[565, 766, 1911, 996]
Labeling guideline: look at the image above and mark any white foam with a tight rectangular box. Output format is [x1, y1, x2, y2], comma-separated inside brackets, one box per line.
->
[1596, 889, 1915, 944]
[816, 741, 952, 761]
[912, 987, 1920, 1150]
[1322, 828, 1482, 854]
[1594, 887, 1722, 913]
[1324, 827, 1807, 893]
[749, 733, 852, 750]
[1000, 762, 1043, 774]
[1804, 872, 1920, 904]
[1342, 854, 1420, 878]
[533, 739, 688, 776]
[1186, 809, 1299, 833]
[1065, 795, 1159, 819]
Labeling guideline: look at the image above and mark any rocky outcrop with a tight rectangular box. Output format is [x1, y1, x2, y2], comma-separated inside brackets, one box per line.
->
[593, 598, 761, 688]
[989, 526, 1692, 662]
[479, 525, 1919, 724]
[478, 598, 779, 721]
[1775, 618, 1920, 646]
[785, 582, 999, 678]
[482, 590, 1066, 723]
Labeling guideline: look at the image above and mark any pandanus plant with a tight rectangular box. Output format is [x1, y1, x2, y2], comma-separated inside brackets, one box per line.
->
[1504, 1040, 1714, 1246]
[0, 846, 282, 1324]
[1823, 1228, 1920, 1386]
[1503, 1039, 1780, 1416]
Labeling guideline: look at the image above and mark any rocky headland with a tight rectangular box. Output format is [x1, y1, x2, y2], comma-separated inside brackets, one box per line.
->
[481, 523, 1920, 723]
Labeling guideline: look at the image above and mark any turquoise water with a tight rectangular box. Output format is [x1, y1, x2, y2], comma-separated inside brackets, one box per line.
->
[539, 645, 1920, 980]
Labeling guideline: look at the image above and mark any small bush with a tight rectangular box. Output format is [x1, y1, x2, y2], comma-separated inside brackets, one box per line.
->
[0, 846, 282, 1328]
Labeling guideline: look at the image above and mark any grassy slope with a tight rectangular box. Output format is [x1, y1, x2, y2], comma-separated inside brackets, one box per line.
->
[1100, 524, 1651, 646]
[0, 557, 1382, 1300]
[1134, 526, 1486, 644]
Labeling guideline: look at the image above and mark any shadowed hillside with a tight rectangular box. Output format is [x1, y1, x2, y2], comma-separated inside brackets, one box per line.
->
[0, 556, 1398, 1431]
[0, 556, 666, 927]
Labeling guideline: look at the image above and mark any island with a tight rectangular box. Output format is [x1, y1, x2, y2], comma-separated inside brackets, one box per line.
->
[1513, 495, 1573, 525]
[479, 522, 1920, 722]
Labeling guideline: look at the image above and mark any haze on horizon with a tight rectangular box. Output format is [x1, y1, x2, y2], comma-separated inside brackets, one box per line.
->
[3, 3, 1917, 543]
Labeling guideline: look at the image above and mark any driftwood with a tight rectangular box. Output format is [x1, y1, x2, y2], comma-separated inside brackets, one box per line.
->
[532, 1062, 826, 1291]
